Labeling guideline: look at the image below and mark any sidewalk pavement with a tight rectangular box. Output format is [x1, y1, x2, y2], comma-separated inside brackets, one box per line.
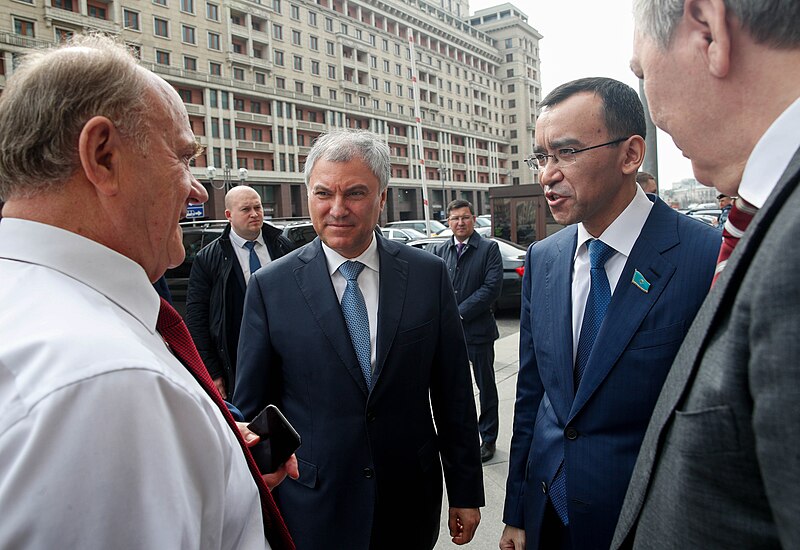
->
[435, 331, 521, 550]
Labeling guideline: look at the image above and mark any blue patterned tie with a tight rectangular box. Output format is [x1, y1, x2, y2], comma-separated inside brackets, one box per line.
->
[549, 239, 616, 526]
[456, 242, 465, 257]
[339, 261, 372, 388]
[574, 239, 615, 389]
[244, 241, 261, 276]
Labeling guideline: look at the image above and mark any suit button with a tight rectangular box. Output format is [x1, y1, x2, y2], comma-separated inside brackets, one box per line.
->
[541, 481, 547, 494]
[366, 411, 376, 422]
[363, 468, 374, 479]
[565, 427, 578, 440]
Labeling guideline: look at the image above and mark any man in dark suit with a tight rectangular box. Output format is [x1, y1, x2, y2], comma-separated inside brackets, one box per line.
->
[613, 1, 800, 548]
[186, 186, 292, 398]
[500, 77, 720, 550]
[434, 199, 503, 462]
[234, 129, 485, 550]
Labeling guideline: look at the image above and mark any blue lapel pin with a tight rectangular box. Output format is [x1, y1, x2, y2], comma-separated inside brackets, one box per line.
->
[632, 270, 651, 293]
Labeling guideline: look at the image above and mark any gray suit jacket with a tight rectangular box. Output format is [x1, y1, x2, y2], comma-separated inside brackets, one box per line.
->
[612, 147, 800, 549]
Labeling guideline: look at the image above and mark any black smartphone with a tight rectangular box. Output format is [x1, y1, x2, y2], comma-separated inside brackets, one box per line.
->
[247, 404, 301, 474]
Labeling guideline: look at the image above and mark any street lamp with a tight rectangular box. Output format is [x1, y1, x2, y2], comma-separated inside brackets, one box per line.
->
[437, 167, 449, 220]
[238, 167, 249, 185]
[206, 165, 223, 190]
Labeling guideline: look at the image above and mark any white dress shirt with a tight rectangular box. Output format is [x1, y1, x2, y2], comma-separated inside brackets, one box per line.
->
[229, 226, 272, 284]
[738, 96, 800, 208]
[321, 234, 380, 372]
[0, 219, 267, 549]
[571, 186, 654, 362]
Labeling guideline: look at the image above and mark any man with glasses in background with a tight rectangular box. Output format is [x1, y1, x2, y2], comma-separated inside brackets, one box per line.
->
[500, 77, 720, 550]
[434, 199, 503, 463]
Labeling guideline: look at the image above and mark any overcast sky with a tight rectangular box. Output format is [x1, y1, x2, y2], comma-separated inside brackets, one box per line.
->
[469, 0, 694, 189]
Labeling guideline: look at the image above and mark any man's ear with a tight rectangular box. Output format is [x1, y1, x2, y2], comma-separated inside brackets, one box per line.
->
[78, 116, 122, 196]
[621, 135, 646, 176]
[686, 0, 731, 78]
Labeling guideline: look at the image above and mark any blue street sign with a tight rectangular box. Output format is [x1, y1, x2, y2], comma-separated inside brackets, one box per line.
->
[186, 204, 205, 219]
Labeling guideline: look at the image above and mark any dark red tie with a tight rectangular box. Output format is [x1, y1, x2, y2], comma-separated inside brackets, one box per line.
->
[156, 298, 294, 550]
[712, 197, 758, 286]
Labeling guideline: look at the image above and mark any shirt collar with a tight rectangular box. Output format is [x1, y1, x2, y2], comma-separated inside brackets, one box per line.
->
[229, 225, 264, 248]
[738, 96, 800, 209]
[0, 218, 159, 332]
[575, 185, 654, 260]
[322, 232, 380, 276]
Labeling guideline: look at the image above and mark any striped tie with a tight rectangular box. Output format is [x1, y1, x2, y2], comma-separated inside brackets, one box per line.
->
[712, 197, 758, 286]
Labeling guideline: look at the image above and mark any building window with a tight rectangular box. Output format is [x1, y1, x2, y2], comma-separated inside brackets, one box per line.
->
[221, 91, 229, 108]
[272, 0, 280, 13]
[206, 2, 218, 20]
[207, 31, 220, 50]
[253, 159, 265, 170]
[312, 85, 321, 97]
[127, 43, 142, 59]
[55, 28, 74, 42]
[209, 61, 221, 76]
[223, 120, 231, 139]
[233, 67, 245, 81]
[507, 69, 514, 77]
[311, 60, 320, 75]
[178, 89, 192, 103]
[251, 101, 262, 113]
[123, 9, 140, 30]
[295, 81, 303, 93]
[329, 89, 336, 100]
[274, 50, 284, 66]
[276, 77, 285, 89]
[509, 99, 516, 108]
[184, 56, 197, 71]
[326, 41, 334, 55]
[255, 72, 266, 85]
[233, 98, 245, 111]
[309, 35, 318, 50]
[370, 55, 377, 69]
[153, 0, 166, 6]
[308, 11, 316, 26]
[88, 4, 107, 19]
[154, 17, 169, 38]
[182, 25, 196, 44]
[155, 50, 170, 65]
[293, 55, 302, 71]
[252, 128, 263, 141]
[290, 3, 299, 19]
[324, 17, 333, 32]
[292, 29, 301, 45]
[327, 65, 335, 79]
[272, 23, 282, 40]
[345, 93, 352, 104]
[505, 38, 513, 48]
[372, 99, 379, 109]
[508, 83, 515, 93]
[180, 0, 194, 13]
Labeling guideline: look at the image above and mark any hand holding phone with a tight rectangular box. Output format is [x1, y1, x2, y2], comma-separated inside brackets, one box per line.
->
[247, 404, 302, 474]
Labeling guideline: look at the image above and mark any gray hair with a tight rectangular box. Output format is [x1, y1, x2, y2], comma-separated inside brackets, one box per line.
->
[0, 34, 151, 200]
[634, 0, 800, 49]
[303, 129, 391, 192]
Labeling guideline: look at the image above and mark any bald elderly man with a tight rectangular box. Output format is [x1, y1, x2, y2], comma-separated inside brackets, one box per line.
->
[186, 186, 292, 398]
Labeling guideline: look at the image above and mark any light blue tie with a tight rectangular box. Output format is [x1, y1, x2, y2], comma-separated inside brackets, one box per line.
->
[244, 241, 261, 276]
[549, 239, 615, 526]
[339, 261, 372, 388]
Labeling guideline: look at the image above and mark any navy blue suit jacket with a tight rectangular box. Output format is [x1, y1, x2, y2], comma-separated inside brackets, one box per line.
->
[234, 235, 484, 550]
[503, 197, 720, 549]
[433, 231, 503, 344]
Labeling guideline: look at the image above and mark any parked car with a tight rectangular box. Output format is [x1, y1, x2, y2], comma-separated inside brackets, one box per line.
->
[475, 215, 492, 228]
[281, 220, 318, 249]
[384, 219, 447, 236]
[684, 208, 722, 226]
[164, 220, 229, 314]
[380, 227, 427, 243]
[407, 236, 527, 310]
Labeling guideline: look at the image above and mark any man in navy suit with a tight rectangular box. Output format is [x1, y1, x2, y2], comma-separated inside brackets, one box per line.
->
[434, 199, 503, 462]
[234, 129, 484, 550]
[500, 77, 720, 550]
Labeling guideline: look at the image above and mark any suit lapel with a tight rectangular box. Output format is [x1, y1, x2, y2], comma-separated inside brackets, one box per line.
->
[542, 228, 578, 418]
[373, 237, 408, 388]
[571, 199, 678, 418]
[294, 239, 369, 395]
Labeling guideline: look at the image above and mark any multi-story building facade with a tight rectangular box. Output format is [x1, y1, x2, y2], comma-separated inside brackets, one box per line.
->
[0, 0, 541, 221]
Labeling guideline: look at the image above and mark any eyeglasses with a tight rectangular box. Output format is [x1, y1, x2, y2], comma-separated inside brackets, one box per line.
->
[448, 215, 474, 223]
[524, 137, 631, 170]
